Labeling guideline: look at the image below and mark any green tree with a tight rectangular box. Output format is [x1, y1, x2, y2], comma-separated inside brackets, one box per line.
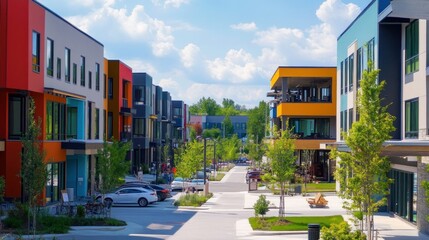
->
[20, 97, 48, 234]
[223, 115, 234, 138]
[247, 101, 269, 143]
[330, 67, 395, 239]
[176, 140, 204, 181]
[253, 195, 270, 218]
[247, 137, 265, 167]
[202, 128, 221, 139]
[220, 98, 239, 116]
[189, 97, 221, 115]
[97, 139, 131, 195]
[266, 128, 296, 219]
[218, 136, 240, 162]
[301, 149, 315, 194]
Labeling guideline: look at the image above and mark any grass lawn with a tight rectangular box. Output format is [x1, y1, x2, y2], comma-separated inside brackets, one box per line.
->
[209, 173, 225, 181]
[249, 215, 344, 231]
[303, 183, 336, 192]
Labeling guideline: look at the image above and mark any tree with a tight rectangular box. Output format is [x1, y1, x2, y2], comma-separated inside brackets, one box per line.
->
[330, 67, 395, 239]
[202, 128, 221, 139]
[223, 115, 234, 138]
[189, 97, 221, 115]
[301, 149, 315, 194]
[175, 140, 204, 186]
[97, 139, 131, 195]
[218, 136, 240, 162]
[266, 127, 296, 219]
[247, 101, 269, 144]
[247, 137, 265, 167]
[20, 97, 48, 235]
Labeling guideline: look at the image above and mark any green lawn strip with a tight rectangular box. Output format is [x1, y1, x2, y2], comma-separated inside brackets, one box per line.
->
[249, 215, 344, 231]
[303, 183, 336, 192]
[209, 173, 225, 181]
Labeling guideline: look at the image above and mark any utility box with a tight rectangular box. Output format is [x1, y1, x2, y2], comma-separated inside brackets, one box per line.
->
[248, 178, 258, 191]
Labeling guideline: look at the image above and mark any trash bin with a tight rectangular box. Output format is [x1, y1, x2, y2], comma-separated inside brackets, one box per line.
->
[308, 223, 320, 240]
[295, 185, 302, 195]
[248, 178, 258, 191]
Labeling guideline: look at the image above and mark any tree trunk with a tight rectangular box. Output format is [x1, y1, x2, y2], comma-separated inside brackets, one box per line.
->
[279, 182, 285, 219]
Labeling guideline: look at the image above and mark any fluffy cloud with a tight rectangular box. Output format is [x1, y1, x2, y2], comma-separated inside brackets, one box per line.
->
[123, 59, 157, 75]
[66, 1, 175, 57]
[206, 49, 257, 83]
[180, 43, 200, 68]
[152, 0, 190, 8]
[230, 22, 257, 31]
[316, 0, 360, 35]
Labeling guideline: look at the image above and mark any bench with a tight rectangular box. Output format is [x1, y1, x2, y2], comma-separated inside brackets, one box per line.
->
[306, 193, 328, 208]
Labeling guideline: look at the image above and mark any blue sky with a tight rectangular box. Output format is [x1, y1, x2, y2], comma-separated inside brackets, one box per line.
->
[38, 0, 371, 108]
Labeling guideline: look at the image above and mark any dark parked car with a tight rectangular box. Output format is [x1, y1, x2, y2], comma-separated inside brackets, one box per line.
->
[120, 182, 171, 201]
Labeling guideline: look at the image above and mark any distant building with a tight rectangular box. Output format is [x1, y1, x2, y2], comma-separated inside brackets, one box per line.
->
[190, 115, 248, 139]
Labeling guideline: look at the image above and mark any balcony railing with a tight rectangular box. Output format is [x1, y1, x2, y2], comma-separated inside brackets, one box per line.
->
[293, 132, 334, 140]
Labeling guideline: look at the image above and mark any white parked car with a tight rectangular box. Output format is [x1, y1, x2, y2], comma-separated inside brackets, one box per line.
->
[101, 187, 157, 207]
[188, 179, 206, 191]
[171, 177, 189, 190]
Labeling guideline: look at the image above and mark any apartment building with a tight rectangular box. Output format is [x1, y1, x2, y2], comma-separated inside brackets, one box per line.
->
[0, 0, 104, 203]
[189, 115, 248, 139]
[268, 67, 337, 182]
[335, 0, 429, 232]
[172, 100, 190, 145]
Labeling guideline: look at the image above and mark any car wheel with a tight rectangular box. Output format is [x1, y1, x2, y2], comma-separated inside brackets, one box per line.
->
[104, 198, 113, 206]
[138, 198, 148, 207]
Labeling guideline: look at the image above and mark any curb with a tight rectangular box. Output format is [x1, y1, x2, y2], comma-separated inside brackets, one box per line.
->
[70, 226, 127, 231]
[251, 230, 307, 236]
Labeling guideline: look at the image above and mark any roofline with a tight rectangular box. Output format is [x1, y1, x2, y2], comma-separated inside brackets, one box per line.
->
[269, 66, 337, 88]
[107, 59, 133, 72]
[33, 0, 104, 47]
[337, 0, 377, 40]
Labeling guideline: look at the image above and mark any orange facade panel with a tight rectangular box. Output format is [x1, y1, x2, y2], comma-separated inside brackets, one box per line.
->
[295, 139, 336, 150]
[43, 141, 66, 163]
[270, 67, 336, 89]
[277, 102, 336, 117]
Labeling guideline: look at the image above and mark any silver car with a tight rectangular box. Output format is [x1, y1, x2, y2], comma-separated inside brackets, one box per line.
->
[171, 177, 189, 191]
[102, 187, 157, 207]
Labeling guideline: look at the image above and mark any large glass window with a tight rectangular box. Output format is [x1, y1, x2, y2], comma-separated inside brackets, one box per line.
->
[367, 38, 375, 70]
[67, 107, 78, 139]
[72, 63, 77, 84]
[108, 112, 113, 139]
[65, 48, 70, 82]
[46, 38, 54, 76]
[32, 31, 40, 72]
[348, 54, 354, 91]
[95, 63, 100, 91]
[95, 108, 100, 139]
[134, 86, 145, 103]
[56, 58, 61, 79]
[344, 58, 348, 93]
[133, 118, 145, 137]
[405, 98, 418, 138]
[80, 56, 86, 86]
[357, 48, 362, 88]
[348, 108, 353, 130]
[406, 20, 419, 74]
[88, 102, 92, 139]
[8, 95, 26, 139]
[45, 162, 65, 203]
[289, 118, 330, 139]
[108, 78, 113, 99]
[46, 101, 66, 140]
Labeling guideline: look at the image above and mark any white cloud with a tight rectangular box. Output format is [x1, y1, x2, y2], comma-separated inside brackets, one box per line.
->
[158, 78, 180, 90]
[65, 2, 175, 57]
[123, 59, 157, 75]
[206, 49, 257, 83]
[152, 0, 190, 8]
[316, 0, 360, 35]
[230, 22, 257, 31]
[180, 43, 200, 68]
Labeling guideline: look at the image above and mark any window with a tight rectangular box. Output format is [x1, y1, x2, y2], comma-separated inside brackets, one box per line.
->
[95, 63, 100, 91]
[133, 118, 145, 137]
[32, 31, 40, 72]
[65, 48, 70, 82]
[344, 58, 348, 93]
[108, 77, 113, 99]
[88, 71, 92, 89]
[80, 56, 86, 86]
[134, 86, 144, 103]
[46, 101, 66, 140]
[405, 98, 418, 139]
[88, 102, 92, 139]
[405, 20, 419, 74]
[348, 54, 354, 91]
[56, 58, 61, 79]
[348, 108, 353, 130]
[103, 74, 107, 98]
[108, 112, 113, 139]
[103, 109, 106, 138]
[8, 95, 27, 139]
[344, 110, 348, 132]
[173, 107, 182, 117]
[340, 61, 343, 94]
[340, 111, 344, 140]
[95, 108, 100, 139]
[357, 48, 362, 88]
[367, 38, 375, 70]
[72, 63, 77, 84]
[45, 162, 65, 203]
[289, 118, 330, 139]
[46, 38, 54, 76]
[67, 107, 78, 139]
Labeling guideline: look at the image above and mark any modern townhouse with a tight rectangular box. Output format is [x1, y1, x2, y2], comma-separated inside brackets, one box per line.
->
[267, 67, 337, 182]
[334, 0, 429, 232]
[161, 91, 173, 166]
[0, 0, 104, 203]
[172, 100, 190, 146]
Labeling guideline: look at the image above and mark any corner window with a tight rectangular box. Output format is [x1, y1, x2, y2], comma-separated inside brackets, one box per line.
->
[65, 48, 71, 82]
[32, 31, 40, 73]
[80, 56, 86, 86]
[405, 98, 418, 139]
[405, 20, 419, 74]
[56, 58, 61, 79]
[46, 38, 54, 76]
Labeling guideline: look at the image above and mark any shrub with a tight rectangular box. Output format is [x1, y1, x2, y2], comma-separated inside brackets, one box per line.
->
[253, 195, 270, 218]
[3, 216, 23, 229]
[321, 222, 366, 240]
[76, 205, 85, 218]
[174, 193, 213, 207]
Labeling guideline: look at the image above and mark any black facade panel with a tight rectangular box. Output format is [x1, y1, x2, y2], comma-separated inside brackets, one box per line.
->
[379, 24, 402, 140]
